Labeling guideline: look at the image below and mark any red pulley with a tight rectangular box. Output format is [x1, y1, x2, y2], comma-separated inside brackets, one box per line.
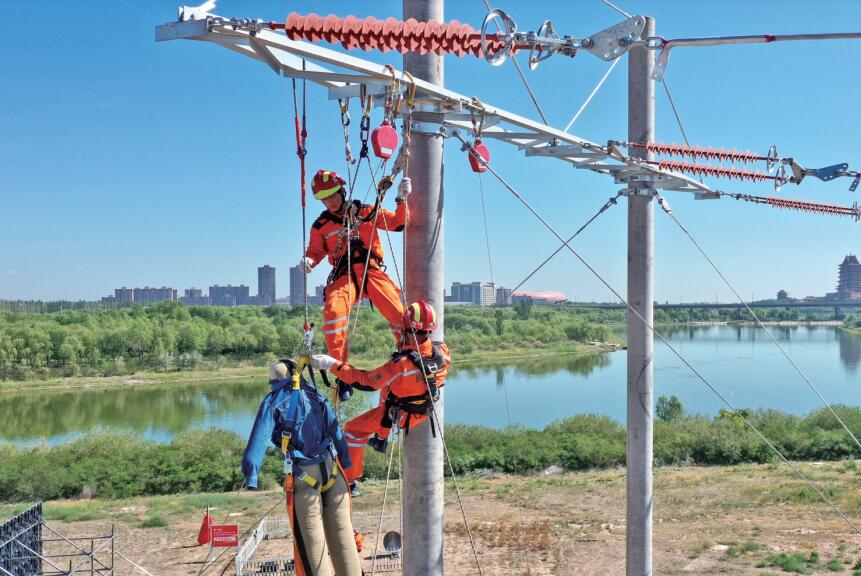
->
[371, 120, 399, 159]
[469, 139, 490, 172]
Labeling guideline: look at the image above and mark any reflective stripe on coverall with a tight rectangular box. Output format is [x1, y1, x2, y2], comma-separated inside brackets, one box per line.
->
[333, 340, 451, 481]
[306, 200, 408, 361]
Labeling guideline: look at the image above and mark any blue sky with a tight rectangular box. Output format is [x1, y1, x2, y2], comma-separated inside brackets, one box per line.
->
[2, 0, 860, 303]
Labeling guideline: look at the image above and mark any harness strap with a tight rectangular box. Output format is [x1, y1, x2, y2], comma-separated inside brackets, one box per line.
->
[281, 386, 303, 475]
[294, 462, 340, 493]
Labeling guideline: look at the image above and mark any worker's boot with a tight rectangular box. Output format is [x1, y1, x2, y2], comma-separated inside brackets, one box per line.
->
[349, 481, 361, 498]
[367, 435, 388, 454]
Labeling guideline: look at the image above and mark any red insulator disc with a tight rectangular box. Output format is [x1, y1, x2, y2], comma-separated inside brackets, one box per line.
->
[371, 121, 399, 159]
[469, 140, 490, 173]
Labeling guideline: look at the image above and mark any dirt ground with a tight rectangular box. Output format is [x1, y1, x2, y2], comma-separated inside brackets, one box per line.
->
[16, 462, 861, 575]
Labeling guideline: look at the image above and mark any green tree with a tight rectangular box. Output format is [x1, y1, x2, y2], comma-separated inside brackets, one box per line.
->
[513, 298, 533, 320]
[656, 395, 684, 422]
[494, 309, 504, 336]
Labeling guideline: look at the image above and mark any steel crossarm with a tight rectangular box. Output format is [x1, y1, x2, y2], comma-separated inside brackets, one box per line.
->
[156, 15, 716, 198]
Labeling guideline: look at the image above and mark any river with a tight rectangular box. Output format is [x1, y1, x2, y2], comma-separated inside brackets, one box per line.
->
[1, 325, 859, 446]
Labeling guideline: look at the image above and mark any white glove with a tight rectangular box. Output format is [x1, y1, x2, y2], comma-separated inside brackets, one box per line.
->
[396, 177, 412, 201]
[310, 354, 340, 371]
[300, 257, 314, 273]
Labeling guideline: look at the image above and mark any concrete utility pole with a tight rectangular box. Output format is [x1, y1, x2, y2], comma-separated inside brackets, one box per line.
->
[626, 16, 656, 576]
[402, 0, 445, 574]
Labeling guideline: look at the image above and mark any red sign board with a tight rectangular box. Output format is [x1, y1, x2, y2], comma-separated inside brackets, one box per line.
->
[210, 524, 239, 547]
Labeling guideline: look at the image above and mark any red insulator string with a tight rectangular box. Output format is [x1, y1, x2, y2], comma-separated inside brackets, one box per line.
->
[630, 142, 768, 164]
[651, 159, 773, 182]
[728, 193, 861, 220]
[267, 13, 515, 58]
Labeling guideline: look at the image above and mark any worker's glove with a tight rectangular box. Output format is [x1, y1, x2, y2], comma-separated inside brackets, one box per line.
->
[396, 177, 412, 201]
[300, 257, 314, 273]
[310, 354, 340, 371]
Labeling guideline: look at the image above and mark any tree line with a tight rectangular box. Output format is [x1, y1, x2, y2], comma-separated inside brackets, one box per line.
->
[0, 302, 616, 381]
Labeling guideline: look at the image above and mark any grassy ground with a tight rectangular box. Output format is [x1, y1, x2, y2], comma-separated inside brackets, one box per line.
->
[6, 461, 860, 575]
[0, 343, 616, 393]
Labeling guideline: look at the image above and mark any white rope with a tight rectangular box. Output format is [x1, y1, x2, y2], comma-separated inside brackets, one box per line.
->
[371, 426, 400, 576]
[116, 550, 157, 576]
[656, 194, 861, 454]
[454, 132, 861, 536]
[600, 0, 632, 18]
[564, 57, 621, 133]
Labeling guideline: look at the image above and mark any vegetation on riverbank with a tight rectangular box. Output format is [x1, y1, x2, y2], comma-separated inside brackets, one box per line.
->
[2, 401, 859, 503]
[0, 302, 617, 383]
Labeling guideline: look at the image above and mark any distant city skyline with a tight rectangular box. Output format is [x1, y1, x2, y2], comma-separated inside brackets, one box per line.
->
[100, 265, 279, 307]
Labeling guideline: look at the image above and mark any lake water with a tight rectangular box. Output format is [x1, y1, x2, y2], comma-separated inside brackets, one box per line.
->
[2, 325, 859, 446]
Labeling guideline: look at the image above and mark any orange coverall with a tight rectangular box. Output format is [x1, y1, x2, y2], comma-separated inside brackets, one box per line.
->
[306, 199, 408, 362]
[332, 339, 451, 481]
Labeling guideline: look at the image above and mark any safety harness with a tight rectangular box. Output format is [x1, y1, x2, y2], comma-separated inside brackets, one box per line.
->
[320, 200, 387, 291]
[281, 359, 341, 494]
[381, 342, 446, 436]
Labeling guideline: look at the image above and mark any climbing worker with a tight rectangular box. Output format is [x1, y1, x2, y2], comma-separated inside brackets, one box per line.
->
[310, 300, 450, 495]
[300, 169, 411, 363]
[242, 359, 362, 576]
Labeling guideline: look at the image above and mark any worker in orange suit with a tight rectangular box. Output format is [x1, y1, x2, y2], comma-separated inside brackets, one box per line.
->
[300, 169, 410, 364]
[311, 300, 450, 496]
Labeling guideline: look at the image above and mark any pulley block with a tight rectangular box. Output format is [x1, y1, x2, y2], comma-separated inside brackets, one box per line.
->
[469, 139, 490, 173]
[371, 120, 399, 159]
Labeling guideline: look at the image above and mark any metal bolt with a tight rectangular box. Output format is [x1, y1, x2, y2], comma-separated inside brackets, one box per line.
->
[580, 38, 593, 48]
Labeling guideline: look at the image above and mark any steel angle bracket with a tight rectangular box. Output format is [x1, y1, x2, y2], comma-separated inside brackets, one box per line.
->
[248, 36, 282, 74]
[586, 16, 647, 61]
[155, 17, 210, 42]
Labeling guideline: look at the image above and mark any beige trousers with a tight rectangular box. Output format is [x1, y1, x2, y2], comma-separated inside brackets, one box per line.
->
[291, 459, 362, 576]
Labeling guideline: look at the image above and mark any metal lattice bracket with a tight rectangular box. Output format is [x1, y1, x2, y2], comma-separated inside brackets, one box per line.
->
[155, 12, 717, 198]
